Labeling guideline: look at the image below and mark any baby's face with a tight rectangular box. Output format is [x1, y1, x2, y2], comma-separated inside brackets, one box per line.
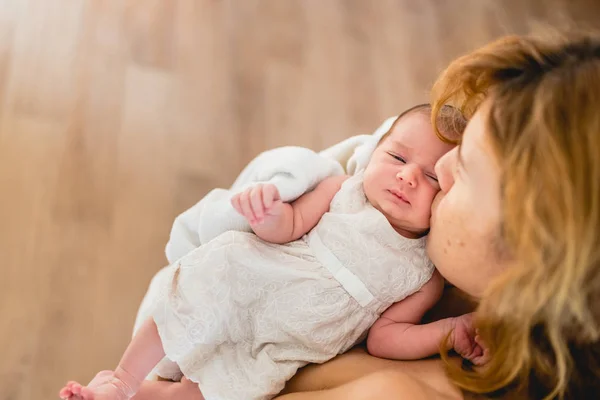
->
[363, 113, 455, 238]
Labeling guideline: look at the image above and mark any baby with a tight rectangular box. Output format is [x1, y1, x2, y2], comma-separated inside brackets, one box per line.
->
[60, 104, 482, 400]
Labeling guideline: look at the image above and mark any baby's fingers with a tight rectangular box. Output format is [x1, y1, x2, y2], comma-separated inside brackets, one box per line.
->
[231, 193, 243, 215]
[239, 190, 257, 223]
[250, 186, 266, 222]
[472, 333, 491, 365]
[59, 385, 73, 399]
[262, 184, 280, 210]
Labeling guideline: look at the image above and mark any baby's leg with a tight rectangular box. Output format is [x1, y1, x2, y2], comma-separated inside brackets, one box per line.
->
[59, 318, 166, 400]
[59, 371, 130, 400]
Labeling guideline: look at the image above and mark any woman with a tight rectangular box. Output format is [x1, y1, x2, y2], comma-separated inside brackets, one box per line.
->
[133, 29, 600, 399]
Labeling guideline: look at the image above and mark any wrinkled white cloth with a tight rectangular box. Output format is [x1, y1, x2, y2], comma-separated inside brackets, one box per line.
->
[164, 116, 397, 264]
[148, 171, 433, 400]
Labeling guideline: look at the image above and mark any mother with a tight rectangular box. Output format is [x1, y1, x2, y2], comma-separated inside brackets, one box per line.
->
[133, 29, 600, 399]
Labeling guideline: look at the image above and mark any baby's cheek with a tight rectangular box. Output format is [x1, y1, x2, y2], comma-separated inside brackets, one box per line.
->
[420, 187, 439, 224]
[425, 185, 440, 207]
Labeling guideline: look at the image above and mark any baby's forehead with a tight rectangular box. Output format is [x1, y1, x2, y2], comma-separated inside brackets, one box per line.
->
[383, 113, 455, 165]
[384, 112, 434, 143]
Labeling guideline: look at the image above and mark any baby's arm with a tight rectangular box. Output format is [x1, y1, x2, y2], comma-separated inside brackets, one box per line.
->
[232, 175, 349, 244]
[367, 271, 486, 363]
[367, 270, 447, 360]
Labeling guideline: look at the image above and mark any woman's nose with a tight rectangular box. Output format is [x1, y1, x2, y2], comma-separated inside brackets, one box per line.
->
[435, 148, 457, 193]
[396, 165, 419, 187]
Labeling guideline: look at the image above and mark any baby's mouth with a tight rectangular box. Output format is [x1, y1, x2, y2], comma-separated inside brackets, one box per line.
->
[389, 189, 410, 205]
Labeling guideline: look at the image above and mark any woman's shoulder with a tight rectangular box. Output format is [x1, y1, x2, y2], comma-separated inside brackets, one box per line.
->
[354, 369, 463, 400]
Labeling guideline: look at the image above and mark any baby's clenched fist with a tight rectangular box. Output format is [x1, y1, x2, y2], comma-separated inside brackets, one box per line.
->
[231, 184, 284, 225]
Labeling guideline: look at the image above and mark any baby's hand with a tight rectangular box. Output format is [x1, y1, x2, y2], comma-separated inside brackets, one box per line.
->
[451, 313, 490, 366]
[231, 184, 284, 225]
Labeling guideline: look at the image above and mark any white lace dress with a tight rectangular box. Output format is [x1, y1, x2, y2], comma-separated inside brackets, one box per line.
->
[149, 171, 434, 400]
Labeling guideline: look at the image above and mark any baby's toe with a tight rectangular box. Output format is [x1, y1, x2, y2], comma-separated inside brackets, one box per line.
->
[71, 383, 83, 396]
[59, 386, 72, 399]
[60, 381, 83, 399]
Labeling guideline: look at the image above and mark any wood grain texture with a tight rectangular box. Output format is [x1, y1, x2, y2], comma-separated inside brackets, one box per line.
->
[0, 1, 598, 398]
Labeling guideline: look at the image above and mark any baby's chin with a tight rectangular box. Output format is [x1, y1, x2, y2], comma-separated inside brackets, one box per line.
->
[380, 209, 430, 238]
[390, 223, 430, 239]
[370, 196, 429, 236]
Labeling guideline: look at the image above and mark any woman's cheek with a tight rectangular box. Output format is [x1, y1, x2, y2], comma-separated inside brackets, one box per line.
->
[424, 192, 440, 228]
[433, 191, 455, 227]
[426, 184, 441, 211]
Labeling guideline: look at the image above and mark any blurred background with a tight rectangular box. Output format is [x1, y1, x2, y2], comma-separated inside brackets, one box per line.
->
[1, 1, 599, 398]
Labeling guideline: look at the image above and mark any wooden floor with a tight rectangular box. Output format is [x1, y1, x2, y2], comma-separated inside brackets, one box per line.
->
[1, 1, 599, 398]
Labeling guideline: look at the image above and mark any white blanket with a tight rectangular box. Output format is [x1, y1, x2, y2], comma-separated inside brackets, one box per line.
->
[165, 116, 397, 264]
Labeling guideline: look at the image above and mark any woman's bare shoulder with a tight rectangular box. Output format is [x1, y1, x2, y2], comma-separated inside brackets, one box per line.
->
[359, 369, 463, 400]
[282, 347, 463, 399]
[278, 367, 463, 400]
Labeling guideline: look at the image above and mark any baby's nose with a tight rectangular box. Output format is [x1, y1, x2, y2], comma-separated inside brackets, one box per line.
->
[396, 165, 419, 187]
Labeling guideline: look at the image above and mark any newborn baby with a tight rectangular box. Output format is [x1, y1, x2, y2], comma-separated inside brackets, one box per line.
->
[60, 104, 483, 400]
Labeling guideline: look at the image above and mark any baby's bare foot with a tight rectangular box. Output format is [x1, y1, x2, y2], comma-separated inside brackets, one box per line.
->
[59, 381, 87, 399]
[59, 370, 136, 400]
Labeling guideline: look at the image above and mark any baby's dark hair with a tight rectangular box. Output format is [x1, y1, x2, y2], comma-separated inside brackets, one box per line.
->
[380, 103, 467, 144]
